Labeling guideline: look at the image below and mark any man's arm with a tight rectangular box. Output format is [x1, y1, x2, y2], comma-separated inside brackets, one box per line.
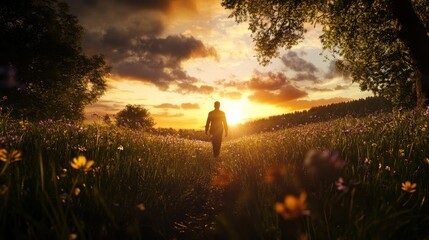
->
[205, 113, 211, 135]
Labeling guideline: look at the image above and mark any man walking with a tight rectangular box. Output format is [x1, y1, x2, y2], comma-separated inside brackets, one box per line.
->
[205, 101, 228, 158]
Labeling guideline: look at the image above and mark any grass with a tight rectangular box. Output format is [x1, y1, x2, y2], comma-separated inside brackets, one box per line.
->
[0, 109, 428, 239]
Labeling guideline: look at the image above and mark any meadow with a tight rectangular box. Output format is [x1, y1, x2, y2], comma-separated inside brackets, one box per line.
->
[0, 108, 428, 239]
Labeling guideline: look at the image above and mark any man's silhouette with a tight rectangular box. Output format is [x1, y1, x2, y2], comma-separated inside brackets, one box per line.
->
[205, 101, 228, 158]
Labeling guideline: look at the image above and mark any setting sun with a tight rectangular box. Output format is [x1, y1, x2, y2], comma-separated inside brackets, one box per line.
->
[227, 111, 243, 125]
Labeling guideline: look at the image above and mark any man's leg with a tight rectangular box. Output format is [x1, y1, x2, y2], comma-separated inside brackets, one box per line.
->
[212, 134, 222, 157]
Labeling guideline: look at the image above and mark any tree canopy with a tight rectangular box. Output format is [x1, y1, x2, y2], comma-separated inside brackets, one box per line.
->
[116, 105, 155, 130]
[222, 0, 429, 107]
[0, 0, 109, 120]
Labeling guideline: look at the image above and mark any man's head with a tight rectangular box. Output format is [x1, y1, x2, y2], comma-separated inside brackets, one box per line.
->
[214, 101, 220, 110]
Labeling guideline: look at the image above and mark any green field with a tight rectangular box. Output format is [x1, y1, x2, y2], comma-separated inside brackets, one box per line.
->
[0, 109, 428, 239]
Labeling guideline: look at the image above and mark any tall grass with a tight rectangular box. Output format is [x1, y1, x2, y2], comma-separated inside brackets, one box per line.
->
[0, 109, 428, 239]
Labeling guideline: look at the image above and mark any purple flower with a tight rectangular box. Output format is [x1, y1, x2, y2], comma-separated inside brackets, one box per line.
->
[335, 177, 350, 192]
[2, 96, 7, 101]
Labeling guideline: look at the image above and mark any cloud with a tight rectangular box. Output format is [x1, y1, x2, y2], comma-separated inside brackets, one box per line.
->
[281, 51, 318, 73]
[176, 82, 215, 94]
[215, 79, 247, 90]
[65, 0, 218, 92]
[152, 112, 185, 118]
[307, 85, 350, 92]
[181, 103, 200, 109]
[90, 33, 218, 90]
[292, 73, 320, 83]
[86, 100, 124, 113]
[248, 85, 308, 105]
[220, 91, 242, 100]
[248, 71, 288, 90]
[154, 103, 180, 109]
[324, 60, 350, 79]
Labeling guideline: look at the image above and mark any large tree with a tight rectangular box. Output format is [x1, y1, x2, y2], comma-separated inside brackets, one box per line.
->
[222, 0, 429, 107]
[116, 105, 155, 130]
[0, 0, 109, 120]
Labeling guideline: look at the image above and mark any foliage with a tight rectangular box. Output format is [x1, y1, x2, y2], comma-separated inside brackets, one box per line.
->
[116, 104, 155, 130]
[0, 0, 109, 120]
[221, 0, 429, 106]
[0, 105, 429, 238]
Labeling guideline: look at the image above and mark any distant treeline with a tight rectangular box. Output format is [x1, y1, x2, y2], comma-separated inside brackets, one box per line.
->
[153, 96, 393, 140]
[234, 96, 392, 135]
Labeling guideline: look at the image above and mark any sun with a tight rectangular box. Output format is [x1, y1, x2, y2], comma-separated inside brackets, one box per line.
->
[227, 111, 243, 125]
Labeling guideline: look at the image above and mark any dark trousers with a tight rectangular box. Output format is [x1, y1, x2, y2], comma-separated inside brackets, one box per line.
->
[211, 133, 223, 157]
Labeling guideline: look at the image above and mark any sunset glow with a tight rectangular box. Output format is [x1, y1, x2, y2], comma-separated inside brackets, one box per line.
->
[70, 0, 372, 129]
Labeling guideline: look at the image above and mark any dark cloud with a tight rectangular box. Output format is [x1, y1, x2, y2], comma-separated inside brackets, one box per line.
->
[181, 103, 200, 109]
[248, 71, 288, 90]
[281, 51, 318, 73]
[153, 112, 185, 118]
[154, 103, 180, 109]
[306, 87, 333, 92]
[307, 84, 350, 92]
[292, 73, 320, 83]
[65, 1, 217, 92]
[248, 85, 308, 105]
[66, 0, 196, 17]
[88, 32, 217, 90]
[220, 91, 242, 100]
[324, 60, 350, 79]
[176, 82, 214, 95]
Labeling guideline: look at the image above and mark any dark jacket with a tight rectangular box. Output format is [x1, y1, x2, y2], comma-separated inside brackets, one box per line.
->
[205, 110, 228, 136]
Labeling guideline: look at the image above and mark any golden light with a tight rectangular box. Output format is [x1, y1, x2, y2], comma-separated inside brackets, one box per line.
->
[227, 110, 243, 125]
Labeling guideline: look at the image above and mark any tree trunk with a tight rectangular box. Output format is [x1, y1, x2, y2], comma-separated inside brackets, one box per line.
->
[391, 0, 429, 107]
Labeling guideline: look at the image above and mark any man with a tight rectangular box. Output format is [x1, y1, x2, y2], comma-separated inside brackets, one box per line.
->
[205, 101, 228, 158]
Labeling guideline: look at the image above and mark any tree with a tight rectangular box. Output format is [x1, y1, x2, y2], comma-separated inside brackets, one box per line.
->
[222, 0, 429, 107]
[0, 0, 109, 120]
[116, 105, 155, 130]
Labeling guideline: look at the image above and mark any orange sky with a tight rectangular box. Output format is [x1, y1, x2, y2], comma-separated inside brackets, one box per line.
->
[66, 0, 372, 129]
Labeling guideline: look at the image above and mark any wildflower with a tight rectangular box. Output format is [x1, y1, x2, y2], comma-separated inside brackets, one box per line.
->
[385, 166, 391, 172]
[0, 185, 8, 195]
[0, 149, 22, 163]
[136, 203, 146, 211]
[211, 168, 233, 188]
[74, 188, 81, 196]
[117, 145, 124, 151]
[363, 158, 372, 164]
[371, 143, 377, 148]
[2, 96, 7, 101]
[423, 158, 429, 165]
[264, 165, 286, 184]
[335, 177, 349, 192]
[399, 149, 405, 157]
[275, 192, 310, 220]
[69, 233, 78, 240]
[70, 156, 94, 172]
[401, 181, 416, 193]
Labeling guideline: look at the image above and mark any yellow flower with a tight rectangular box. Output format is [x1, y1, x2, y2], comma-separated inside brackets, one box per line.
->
[275, 192, 309, 220]
[0, 149, 22, 163]
[70, 156, 94, 172]
[401, 181, 416, 193]
[74, 188, 81, 196]
[136, 203, 146, 211]
[399, 149, 405, 157]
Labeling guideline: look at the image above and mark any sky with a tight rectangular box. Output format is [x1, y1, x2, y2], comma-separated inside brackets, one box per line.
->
[66, 0, 372, 129]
